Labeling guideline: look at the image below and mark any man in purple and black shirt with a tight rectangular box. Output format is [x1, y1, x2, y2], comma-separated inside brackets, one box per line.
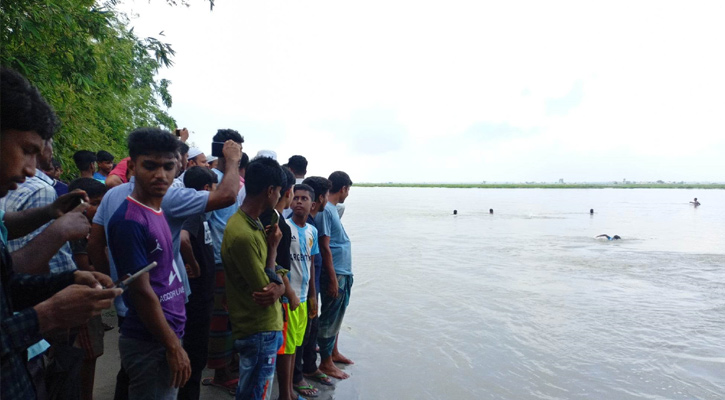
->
[107, 128, 191, 399]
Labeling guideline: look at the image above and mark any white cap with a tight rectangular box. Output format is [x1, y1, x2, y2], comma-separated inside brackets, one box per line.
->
[207, 155, 218, 163]
[255, 150, 277, 160]
[188, 147, 203, 159]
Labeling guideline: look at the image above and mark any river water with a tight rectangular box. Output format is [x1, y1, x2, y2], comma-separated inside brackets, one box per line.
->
[328, 188, 725, 399]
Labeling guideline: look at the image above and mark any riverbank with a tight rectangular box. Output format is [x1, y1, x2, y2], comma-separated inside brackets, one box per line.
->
[356, 183, 725, 189]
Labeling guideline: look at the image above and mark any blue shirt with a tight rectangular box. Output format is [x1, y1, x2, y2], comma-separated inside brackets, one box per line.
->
[93, 177, 209, 314]
[314, 203, 352, 276]
[52, 180, 68, 197]
[92, 172, 106, 183]
[208, 168, 239, 264]
[0, 169, 75, 273]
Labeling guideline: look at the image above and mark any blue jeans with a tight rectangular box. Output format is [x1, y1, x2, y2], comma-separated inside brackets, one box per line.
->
[234, 331, 283, 400]
[119, 336, 179, 400]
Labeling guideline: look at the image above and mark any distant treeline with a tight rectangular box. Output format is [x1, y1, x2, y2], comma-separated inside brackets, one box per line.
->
[356, 183, 725, 189]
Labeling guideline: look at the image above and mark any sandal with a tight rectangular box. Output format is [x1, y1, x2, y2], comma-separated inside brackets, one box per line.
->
[293, 384, 319, 398]
[303, 372, 333, 386]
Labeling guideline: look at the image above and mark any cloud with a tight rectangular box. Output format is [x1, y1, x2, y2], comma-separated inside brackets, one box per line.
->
[312, 108, 407, 155]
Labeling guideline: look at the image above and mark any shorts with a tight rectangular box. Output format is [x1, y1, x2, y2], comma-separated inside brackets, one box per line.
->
[278, 301, 308, 355]
[74, 315, 104, 360]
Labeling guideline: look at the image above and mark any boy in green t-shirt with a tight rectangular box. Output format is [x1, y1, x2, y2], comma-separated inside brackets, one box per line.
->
[222, 157, 287, 400]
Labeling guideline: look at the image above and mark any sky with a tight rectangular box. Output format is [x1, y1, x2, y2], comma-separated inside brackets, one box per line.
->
[119, 0, 725, 183]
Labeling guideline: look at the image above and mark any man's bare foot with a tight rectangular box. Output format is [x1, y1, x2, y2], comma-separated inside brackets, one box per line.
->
[332, 352, 354, 365]
[319, 359, 350, 380]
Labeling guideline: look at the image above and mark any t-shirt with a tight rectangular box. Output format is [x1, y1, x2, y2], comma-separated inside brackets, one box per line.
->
[259, 209, 291, 271]
[107, 196, 186, 340]
[307, 215, 323, 295]
[208, 168, 239, 264]
[52, 180, 68, 197]
[181, 214, 215, 304]
[223, 209, 282, 339]
[286, 218, 319, 303]
[314, 203, 352, 276]
[93, 177, 209, 314]
[92, 172, 106, 183]
[108, 158, 130, 183]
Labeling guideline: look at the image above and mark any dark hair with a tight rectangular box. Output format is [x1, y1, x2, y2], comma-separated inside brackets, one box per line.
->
[51, 157, 62, 169]
[281, 167, 295, 194]
[239, 152, 250, 170]
[127, 128, 180, 160]
[184, 166, 217, 190]
[302, 176, 331, 202]
[96, 150, 114, 163]
[328, 171, 352, 193]
[244, 157, 284, 196]
[287, 155, 308, 174]
[212, 129, 244, 146]
[293, 183, 315, 199]
[1, 68, 59, 139]
[68, 177, 107, 199]
[177, 141, 189, 156]
[73, 150, 97, 171]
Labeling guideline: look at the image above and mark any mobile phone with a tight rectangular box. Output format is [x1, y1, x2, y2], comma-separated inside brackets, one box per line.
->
[112, 261, 158, 290]
[270, 209, 279, 226]
[211, 141, 225, 157]
[175, 129, 181, 137]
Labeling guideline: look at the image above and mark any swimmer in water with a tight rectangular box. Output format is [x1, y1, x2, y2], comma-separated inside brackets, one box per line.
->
[690, 197, 701, 206]
[595, 234, 621, 241]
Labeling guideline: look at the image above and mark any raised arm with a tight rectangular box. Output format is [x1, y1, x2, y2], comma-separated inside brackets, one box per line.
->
[204, 140, 241, 212]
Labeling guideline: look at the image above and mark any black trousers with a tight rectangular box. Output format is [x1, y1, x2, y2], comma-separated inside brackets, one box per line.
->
[178, 278, 214, 400]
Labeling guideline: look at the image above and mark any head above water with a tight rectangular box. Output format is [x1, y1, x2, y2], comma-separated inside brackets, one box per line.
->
[0, 68, 59, 198]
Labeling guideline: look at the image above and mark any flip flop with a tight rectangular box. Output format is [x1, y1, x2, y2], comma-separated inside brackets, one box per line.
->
[304, 372, 334, 386]
[202, 377, 238, 396]
[293, 385, 319, 398]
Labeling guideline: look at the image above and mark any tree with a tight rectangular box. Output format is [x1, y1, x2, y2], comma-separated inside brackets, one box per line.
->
[1, 0, 177, 179]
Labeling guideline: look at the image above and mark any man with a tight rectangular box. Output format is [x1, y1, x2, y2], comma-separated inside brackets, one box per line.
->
[236, 152, 249, 206]
[293, 177, 334, 389]
[279, 184, 320, 400]
[187, 147, 208, 168]
[0, 138, 76, 274]
[222, 157, 286, 400]
[0, 67, 121, 399]
[106, 128, 191, 399]
[178, 167, 218, 400]
[315, 171, 353, 380]
[94, 150, 115, 183]
[171, 142, 190, 188]
[206, 129, 246, 388]
[73, 150, 97, 179]
[287, 155, 308, 184]
[87, 138, 240, 400]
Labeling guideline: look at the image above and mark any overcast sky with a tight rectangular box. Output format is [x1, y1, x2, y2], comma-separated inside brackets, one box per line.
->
[120, 0, 725, 183]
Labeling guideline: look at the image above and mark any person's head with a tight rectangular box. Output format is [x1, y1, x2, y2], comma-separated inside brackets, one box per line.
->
[38, 138, 54, 171]
[184, 166, 218, 192]
[302, 176, 332, 213]
[44, 157, 62, 180]
[0, 68, 59, 198]
[612, 235, 621, 240]
[127, 128, 180, 198]
[239, 152, 249, 176]
[278, 166, 295, 208]
[328, 171, 353, 202]
[207, 156, 218, 170]
[176, 141, 190, 175]
[212, 129, 244, 169]
[291, 184, 315, 220]
[244, 156, 285, 210]
[187, 147, 208, 168]
[96, 150, 115, 175]
[68, 177, 108, 221]
[287, 155, 308, 178]
[73, 150, 97, 175]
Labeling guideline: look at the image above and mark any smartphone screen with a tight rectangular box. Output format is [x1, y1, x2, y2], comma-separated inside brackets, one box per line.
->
[270, 209, 279, 226]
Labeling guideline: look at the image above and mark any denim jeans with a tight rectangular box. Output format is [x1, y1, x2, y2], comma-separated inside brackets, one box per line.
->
[119, 336, 179, 400]
[233, 331, 283, 400]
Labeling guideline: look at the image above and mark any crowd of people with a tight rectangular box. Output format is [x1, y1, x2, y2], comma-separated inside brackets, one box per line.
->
[1, 67, 356, 400]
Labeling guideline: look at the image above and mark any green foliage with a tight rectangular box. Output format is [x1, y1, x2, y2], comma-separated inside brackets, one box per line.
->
[1, 0, 177, 180]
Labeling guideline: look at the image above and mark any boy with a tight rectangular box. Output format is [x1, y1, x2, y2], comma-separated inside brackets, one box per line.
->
[94, 150, 115, 182]
[68, 177, 109, 400]
[178, 167, 218, 400]
[222, 157, 287, 400]
[73, 150, 97, 179]
[107, 128, 191, 399]
[280, 184, 320, 400]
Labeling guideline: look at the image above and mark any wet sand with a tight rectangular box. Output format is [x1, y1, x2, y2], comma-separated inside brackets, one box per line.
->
[94, 312, 356, 399]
